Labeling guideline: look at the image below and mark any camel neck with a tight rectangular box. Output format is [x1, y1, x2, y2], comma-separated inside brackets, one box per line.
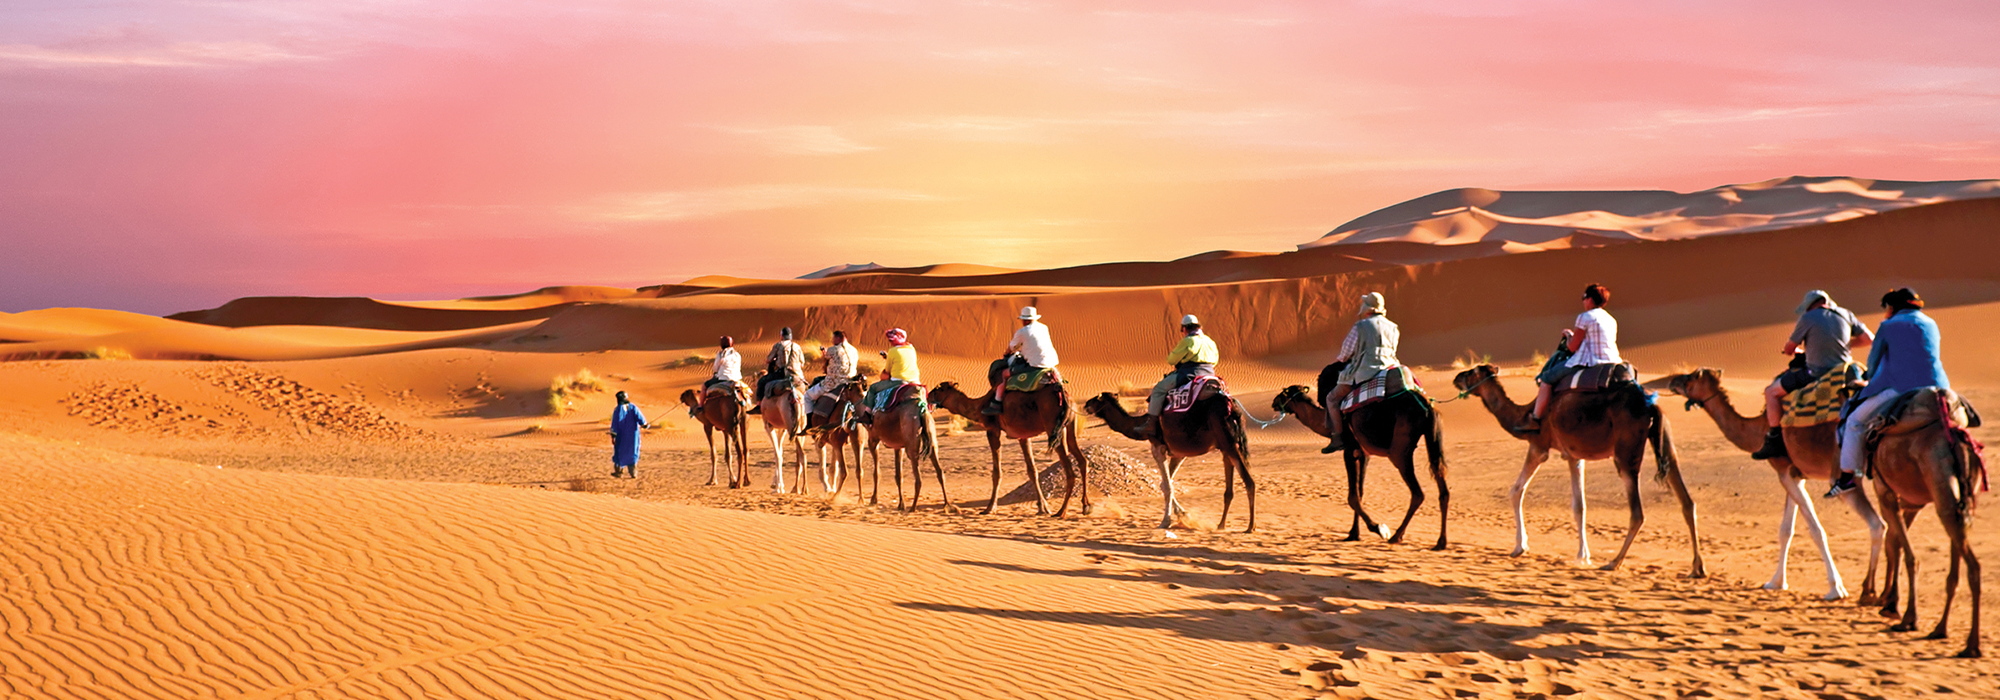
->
[1284, 398, 1330, 437]
[1695, 388, 1768, 452]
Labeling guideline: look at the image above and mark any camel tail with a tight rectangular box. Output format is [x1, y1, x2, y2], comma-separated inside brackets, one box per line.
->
[1226, 398, 1251, 460]
[1424, 403, 1446, 477]
[1053, 381, 1072, 436]
[1944, 392, 1988, 513]
[1648, 399, 1679, 484]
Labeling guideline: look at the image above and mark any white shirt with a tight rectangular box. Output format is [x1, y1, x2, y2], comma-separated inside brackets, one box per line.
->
[823, 341, 859, 380]
[712, 347, 742, 382]
[1009, 321, 1060, 368]
[1566, 308, 1622, 367]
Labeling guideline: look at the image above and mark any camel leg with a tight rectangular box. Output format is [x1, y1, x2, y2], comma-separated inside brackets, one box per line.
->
[1963, 538, 1985, 658]
[768, 428, 786, 493]
[1156, 450, 1177, 530]
[1659, 461, 1705, 578]
[1345, 452, 1388, 540]
[1765, 483, 1798, 591]
[1777, 470, 1848, 599]
[1217, 450, 1237, 532]
[926, 441, 954, 514]
[1566, 457, 1591, 567]
[1602, 463, 1645, 572]
[1387, 449, 1424, 545]
[1068, 421, 1092, 516]
[1235, 447, 1257, 534]
[704, 426, 718, 486]
[1506, 448, 1552, 558]
[1841, 487, 1887, 606]
[1929, 534, 1964, 642]
[1047, 437, 1075, 519]
[984, 433, 1009, 515]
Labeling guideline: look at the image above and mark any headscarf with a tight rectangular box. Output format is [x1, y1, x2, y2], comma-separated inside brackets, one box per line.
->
[885, 328, 909, 346]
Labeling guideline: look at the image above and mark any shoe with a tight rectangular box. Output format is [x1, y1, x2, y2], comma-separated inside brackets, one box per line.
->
[1750, 428, 1788, 460]
[1320, 436, 1346, 455]
[1514, 414, 1542, 434]
[982, 400, 1003, 416]
[612, 468, 623, 478]
[1824, 472, 1860, 498]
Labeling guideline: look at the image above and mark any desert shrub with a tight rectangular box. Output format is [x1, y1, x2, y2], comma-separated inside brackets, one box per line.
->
[85, 346, 132, 361]
[665, 353, 710, 369]
[1450, 349, 1492, 370]
[1528, 349, 1549, 368]
[545, 369, 608, 416]
[1116, 379, 1148, 397]
[856, 359, 883, 379]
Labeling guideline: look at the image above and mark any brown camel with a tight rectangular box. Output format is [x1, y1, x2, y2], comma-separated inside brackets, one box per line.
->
[1868, 387, 1984, 657]
[1083, 391, 1254, 532]
[754, 372, 811, 494]
[848, 382, 952, 512]
[679, 388, 750, 488]
[1452, 364, 1705, 577]
[806, 381, 867, 497]
[1271, 363, 1449, 549]
[1664, 368, 1886, 602]
[930, 381, 1091, 517]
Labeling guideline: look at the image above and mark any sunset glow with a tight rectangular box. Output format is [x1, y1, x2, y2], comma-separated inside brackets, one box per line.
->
[5, 0, 1999, 313]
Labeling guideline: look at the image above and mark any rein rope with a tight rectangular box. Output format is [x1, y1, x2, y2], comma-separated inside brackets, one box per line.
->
[1231, 397, 1291, 430]
[1432, 371, 1496, 405]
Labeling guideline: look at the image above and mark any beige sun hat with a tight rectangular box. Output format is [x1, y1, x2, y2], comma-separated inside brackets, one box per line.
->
[1180, 314, 1201, 327]
[1019, 306, 1041, 321]
[1796, 290, 1832, 315]
[1359, 292, 1386, 316]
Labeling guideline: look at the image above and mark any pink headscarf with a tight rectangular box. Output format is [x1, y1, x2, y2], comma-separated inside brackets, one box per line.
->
[884, 328, 909, 346]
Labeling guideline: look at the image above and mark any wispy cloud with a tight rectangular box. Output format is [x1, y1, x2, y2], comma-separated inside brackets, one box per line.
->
[0, 41, 318, 68]
[570, 185, 939, 223]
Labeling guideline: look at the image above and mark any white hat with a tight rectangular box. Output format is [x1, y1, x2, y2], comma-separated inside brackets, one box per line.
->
[1180, 314, 1201, 327]
[1018, 306, 1041, 321]
[1796, 290, 1831, 315]
[1360, 292, 1386, 316]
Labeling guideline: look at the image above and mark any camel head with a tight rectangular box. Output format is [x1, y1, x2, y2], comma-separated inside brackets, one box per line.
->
[931, 381, 964, 400]
[835, 380, 864, 402]
[679, 389, 700, 408]
[1451, 363, 1502, 395]
[1272, 384, 1317, 413]
[1664, 368, 1724, 411]
[1082, 392, 1123, 417]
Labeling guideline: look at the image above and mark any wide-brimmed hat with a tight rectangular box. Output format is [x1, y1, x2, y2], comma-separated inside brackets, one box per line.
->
[1180, 314, 1201, 327]
[1359, 292, 1386, 316]
[1796, 290, 1831, 315]
[1018, 306, 1041, 321]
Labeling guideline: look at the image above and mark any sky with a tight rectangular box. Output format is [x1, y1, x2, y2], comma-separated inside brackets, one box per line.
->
[4, 0, 1999, 314]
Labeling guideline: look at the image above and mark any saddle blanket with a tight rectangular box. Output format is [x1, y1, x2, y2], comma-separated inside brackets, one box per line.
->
[1861, 388, 1987, 491]
[1165, 376, 1227, 414]
[1004, 366, 1062, 393]
[1552, 362, 1635, 394]
[1781, 361, 1861, 428]
[1338, 366, 1424, 414]
[872, 381, 927, 412]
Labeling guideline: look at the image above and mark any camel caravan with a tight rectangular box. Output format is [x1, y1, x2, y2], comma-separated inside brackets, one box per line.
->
[662, 285, 1987, 658]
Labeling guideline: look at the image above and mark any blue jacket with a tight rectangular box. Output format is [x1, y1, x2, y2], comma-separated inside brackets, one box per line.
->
[611, 403, 648, 466]
[1859, 309, 1949, 400]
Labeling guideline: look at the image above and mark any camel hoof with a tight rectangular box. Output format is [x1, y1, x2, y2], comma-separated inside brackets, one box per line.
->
[1762, 580, 1787, 592]
[1958, 647, 1983, 659]
[1431, 541, 1449, 552]
[1926, 629, 1950, 641]
[1686, 569, 1708, 580]
[1159, 529, 1179, 540]
[1508, 547, 1528, 558]
[1879, 606, 1902, 620]
[1857, 593, 1880, 607]
[1597, 561, 1621, 572]
[980, 507, 996, 516]
[1387, 534, 1406, 545]
[1340, 533, 1362, 542]
[1374, 524, 1393, 539]
[1890, 622, 1917, 633]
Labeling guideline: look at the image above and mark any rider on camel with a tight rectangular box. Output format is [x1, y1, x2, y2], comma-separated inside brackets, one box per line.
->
[1826, 287, 1950, 497]
[803, 329, 860, 431]
[757, 327, 808, 419]
[1146, 314, 1219, 438]
[1321, 292, 1401, 454]
[694, 336, 748, 415]
[987, 306, 1061, 415]
[858, 327, 922, 424]
[1518, 283, 1621, 433]
[1750, 290, 1873, 459]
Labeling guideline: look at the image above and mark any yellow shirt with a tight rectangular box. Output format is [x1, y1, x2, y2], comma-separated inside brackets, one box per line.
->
[1166, 331, 1219, 366]
[883, 344, 921, 383]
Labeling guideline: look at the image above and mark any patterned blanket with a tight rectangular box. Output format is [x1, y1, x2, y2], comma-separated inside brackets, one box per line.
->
[1781, 361, 1862, 428]
[1004, 366, 1062, 392]
[1165, 376, 1226, 414]
[1338, 366, 1423, 414]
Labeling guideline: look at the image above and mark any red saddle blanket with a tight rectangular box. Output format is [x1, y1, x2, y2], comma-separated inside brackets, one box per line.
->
[1165, 376, 1228, 414]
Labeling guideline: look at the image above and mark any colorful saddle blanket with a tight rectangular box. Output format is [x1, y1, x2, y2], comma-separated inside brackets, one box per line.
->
[1780, 362, 1862, 428]
[1165, 376, 1227, 414]
[1003, 366, 1062, 393]
[1338, 366, 1425, 414]
[872, 381, 927, 412]
[1551, 362, 1636, 394]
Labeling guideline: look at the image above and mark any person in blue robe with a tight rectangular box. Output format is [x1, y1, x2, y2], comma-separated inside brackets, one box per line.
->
[609, 391, 648, 478]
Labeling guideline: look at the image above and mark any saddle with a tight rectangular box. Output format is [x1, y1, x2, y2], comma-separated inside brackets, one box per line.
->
[1339, 366, 1425, 414]
[874, 382, 927, 412]
[1551, 362, 1636, 395]
[1164, 376, 1228, 414]
[1860, 387, 1986, 488]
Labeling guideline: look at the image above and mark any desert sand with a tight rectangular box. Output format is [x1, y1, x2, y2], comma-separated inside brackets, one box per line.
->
[5, 180, 2000, 698]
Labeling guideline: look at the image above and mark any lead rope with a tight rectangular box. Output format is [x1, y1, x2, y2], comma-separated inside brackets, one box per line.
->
[1430, 371, 1495, 405]
[1230, 397, 1290, 429]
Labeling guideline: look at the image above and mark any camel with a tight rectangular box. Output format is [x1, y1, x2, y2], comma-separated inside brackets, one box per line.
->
[1664, 368, 1886, 602]
[1452, 364, 1705, 577]
[806, 381, 867, 496]
[1083, 390, 1254, 532]
[1867, 387, 1984, 657]
[754, 373, 811, 494]
[1271, 364, 1449, 549]
[929, 380, 1091, 517]
[679, 388, 750, 488]
[847, 382, 952, 512]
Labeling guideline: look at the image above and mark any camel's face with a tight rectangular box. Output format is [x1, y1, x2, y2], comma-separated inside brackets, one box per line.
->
[1083, 392, 1119, 416]
[679, 389, 699, 407]
[1666, 369, 1722, 403]
[1451, 364, 1499, 393]
[1272, 385, 1311, 413]
[932, 381, 959, 397]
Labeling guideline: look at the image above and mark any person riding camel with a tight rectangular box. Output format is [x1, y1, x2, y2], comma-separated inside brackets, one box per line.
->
[858, 327, 922, 425]
[802, 329, 860, 432]
[1750, 290, 1874, 460]
[1826, 287, 1949, 497]
[987, 306, 1061, 415]
[1518, 283, 1621, 433]
[694, 335, 748, 415]
[1321, 292, 1401, 454]
[1146, 314, 1220, 438]
[756, 327, 808, 419]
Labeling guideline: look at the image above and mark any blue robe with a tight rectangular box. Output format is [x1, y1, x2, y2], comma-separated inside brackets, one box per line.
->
[611, 403, 647, 466]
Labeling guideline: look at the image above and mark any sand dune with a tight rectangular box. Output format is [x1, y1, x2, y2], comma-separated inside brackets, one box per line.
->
[1303, 176, 2000, 250]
